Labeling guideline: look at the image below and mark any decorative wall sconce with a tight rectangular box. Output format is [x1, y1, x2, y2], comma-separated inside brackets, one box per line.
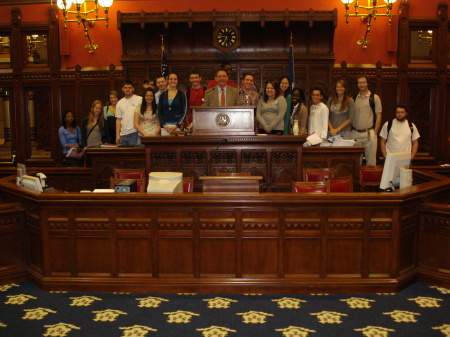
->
[54, 0, 113, 53]
[341, 0, 397, 48]
[418, 30, 433, 47]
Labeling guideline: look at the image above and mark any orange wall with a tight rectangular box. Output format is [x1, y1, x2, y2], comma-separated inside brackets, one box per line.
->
[0, 0, 442, 68]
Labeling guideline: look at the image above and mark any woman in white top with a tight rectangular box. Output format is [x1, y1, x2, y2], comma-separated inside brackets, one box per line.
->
[134, 88, 160, 137]
[256, 80, 287, 135]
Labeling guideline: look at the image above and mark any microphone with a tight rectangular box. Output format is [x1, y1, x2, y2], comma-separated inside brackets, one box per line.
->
[207, 139, 228, 170]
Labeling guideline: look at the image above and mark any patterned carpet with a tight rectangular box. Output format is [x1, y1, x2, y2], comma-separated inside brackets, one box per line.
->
[0, 282, 449, 337]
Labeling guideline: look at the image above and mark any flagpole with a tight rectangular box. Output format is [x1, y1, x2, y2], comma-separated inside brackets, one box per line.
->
[159, 33, 168, 77]
[289, 32, 295, 93]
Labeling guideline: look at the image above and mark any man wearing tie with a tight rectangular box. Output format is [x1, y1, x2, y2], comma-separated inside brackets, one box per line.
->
[202, 69, 241, 107]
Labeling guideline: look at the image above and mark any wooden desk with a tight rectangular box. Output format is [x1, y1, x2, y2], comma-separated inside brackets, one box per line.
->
[0, 171, 449, 293]
[200, 175, 262, 193]
[87, 136, 364, 192]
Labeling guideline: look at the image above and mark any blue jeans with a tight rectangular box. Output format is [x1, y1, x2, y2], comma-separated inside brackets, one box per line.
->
[120, 132, 138, 146]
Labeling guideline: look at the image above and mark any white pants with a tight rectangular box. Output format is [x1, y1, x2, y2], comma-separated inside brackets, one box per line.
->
[351, 129, 377, 166]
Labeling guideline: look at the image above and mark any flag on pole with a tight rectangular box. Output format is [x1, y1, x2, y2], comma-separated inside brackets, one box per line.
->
[288, 32, 295, 94]
[160, 34, 168, 77]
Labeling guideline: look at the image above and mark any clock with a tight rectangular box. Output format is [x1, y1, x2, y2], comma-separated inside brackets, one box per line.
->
[217, 27, 237, 47]
[213, 24, 240, 52]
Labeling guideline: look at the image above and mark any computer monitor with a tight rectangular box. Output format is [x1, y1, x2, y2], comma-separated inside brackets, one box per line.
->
[17, 163, 26, 184]
[21, 175, 43, 192]
[379, 152, 411, 190]
[147, 172, 183, 193]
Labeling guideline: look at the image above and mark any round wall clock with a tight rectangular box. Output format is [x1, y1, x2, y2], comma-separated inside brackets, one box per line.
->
[216, 26, 237, 48]
[213, 24, 240, 52]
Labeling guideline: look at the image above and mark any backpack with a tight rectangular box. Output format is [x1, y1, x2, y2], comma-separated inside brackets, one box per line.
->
[354, 92, 376, 128]
[386, 119, 414, 140]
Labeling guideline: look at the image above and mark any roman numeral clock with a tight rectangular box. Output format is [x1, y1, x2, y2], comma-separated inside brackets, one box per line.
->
[213, 24, 240, 52]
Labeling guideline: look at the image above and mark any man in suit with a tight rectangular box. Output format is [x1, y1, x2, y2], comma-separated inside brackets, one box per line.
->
[202, 69, 241, 107]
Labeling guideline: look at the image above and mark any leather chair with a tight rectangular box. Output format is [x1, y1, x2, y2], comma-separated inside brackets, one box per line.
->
[292, 181, 328, 193]
[359, 166, 383, 191]
[112, 168, 146, 192]
[303, 168, 331, 182]
[183, 176, 194, 193]
[327, 175, 353, 193]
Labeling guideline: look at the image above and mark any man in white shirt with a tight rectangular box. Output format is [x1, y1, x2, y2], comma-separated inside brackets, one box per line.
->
[115, 81, 142, 146]
[308, 87, 329, 140]
[379, 104, 420, 160]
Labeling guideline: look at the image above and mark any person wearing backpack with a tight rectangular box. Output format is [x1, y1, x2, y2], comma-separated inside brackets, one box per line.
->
[379, 104, 420, 160]
[350, 75, 382, 166]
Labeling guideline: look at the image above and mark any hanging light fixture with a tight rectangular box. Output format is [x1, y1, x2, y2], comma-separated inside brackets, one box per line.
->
[418, 30, 433, 48]
[341, 0, 397, 48]
[54, 0, 113, 53]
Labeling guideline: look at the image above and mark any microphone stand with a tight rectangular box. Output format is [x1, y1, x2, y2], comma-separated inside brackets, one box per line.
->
[206, 138, 228, 174]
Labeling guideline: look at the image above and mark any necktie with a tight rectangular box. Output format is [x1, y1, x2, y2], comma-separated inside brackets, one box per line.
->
[220, 88, 225, 106]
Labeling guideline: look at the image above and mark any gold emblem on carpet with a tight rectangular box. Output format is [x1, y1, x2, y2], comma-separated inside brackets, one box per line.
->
[310, 311, 348, 323]
[383, 310, 421, 322]
[164, 310, 200, 323]
[354, 326, 395, 336]
[432, 324, 450, 336]
[93, 309, 128, 321]
[203, 297, 238, 308]
[119, 325, 157, 336]
[272, 297, 307, 309]
[22, 307, 57, 320]
[4, 294, 37, 305]
[408, 296, 443, 307]
[237, 311, 274, 323]
[275, 326, 316, 336]
[69, 295, 102, 306]
[341, 297, 376, 308]
[43, 323, 81, 336]
[197, 326, 236, 336]
[136, 296, 169, 308]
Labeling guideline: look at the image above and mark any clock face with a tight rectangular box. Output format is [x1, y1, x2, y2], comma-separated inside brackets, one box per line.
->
[216, 27, 237, 47]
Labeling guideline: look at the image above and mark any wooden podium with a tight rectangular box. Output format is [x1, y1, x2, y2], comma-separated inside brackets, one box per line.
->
[192, 106, 256, 136]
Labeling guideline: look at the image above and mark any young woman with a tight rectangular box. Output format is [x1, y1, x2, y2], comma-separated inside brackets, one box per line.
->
[58, 110, 83, 167]
[158, 73, 187, 136]
[134, 88, 160, 137]
[256, 80, 287, 135]
[290, 87, 308, 135]
[278, 76, 292, 135]
[81, 100, 109, 148]
[327, 80, 355, 140]
[104, 90, 119, 143]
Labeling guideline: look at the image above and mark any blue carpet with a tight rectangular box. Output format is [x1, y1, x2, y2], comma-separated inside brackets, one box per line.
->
[0, 282, 449, 336]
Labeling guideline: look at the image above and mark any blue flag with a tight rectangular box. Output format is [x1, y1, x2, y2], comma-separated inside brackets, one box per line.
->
[161, 48, 168, 77]
[288, 43, 295, 94]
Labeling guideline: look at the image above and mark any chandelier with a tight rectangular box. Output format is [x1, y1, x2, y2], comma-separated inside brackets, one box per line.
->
[341, 0, 397, 48]
[26, 34, 47, 58]
[55, 0, 113, 53]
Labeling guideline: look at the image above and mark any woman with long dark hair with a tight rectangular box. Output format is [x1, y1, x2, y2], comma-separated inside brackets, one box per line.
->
[81, 100, 109, 148]
[134, 88, 160, 137]
[256, 80, 287, 135]
[158, 73, 187, 136]
[278, 76, 292, 135]
[327, 80, 355, 139]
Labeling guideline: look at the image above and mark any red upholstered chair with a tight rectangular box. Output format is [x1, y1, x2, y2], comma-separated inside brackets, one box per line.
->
[112, 168, 146, 192]
[359, 166, 383, 191]
[327, 176, 353, 193]
[292, 181, 328, 193]
[183, 176, 194, 193]
[303, 168, 331, 182]
[114, 168, 145, 180]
